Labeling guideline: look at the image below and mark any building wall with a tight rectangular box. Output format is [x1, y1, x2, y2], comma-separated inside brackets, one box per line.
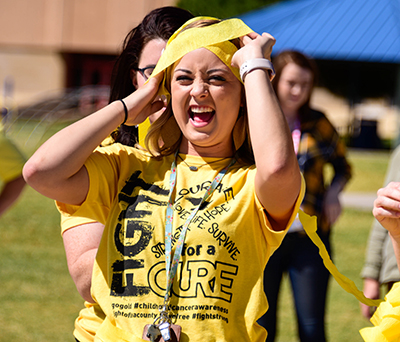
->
[0, 48, 65, 107]
[0, 0, 64, 49]
[0, 0, 176, 51]
[0, 0, 176, 106]
[61, 0, 176, 53]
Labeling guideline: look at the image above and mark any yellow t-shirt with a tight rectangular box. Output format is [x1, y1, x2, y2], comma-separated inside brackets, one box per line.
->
[58, 144, 304, 342]
[0, 130, 26, 183]
[73, 301, 106, 342]
[59, 139, 115, 235]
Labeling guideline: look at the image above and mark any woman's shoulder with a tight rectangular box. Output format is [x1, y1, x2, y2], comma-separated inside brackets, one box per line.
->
[303, 108, 327, 122]
[230, 161, 256, 177]
[85, 144, 155, 176]
[92, 144, 176, 175]
[302, 108, 337, 131]
[95, 143, 151, 160]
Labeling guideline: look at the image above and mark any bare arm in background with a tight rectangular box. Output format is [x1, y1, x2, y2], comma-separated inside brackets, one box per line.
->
[63, 222, 104, 302]
[0, 175, 25, 217]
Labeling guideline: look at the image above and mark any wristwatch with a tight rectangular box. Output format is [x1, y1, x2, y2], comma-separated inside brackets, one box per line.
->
[240, 58, 276, 82]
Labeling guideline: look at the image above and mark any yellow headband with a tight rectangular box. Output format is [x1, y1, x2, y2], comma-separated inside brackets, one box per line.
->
[149, 17, 254, 102]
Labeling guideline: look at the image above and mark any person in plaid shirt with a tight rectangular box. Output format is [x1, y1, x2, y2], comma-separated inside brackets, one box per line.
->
[258, 50, 352, 342]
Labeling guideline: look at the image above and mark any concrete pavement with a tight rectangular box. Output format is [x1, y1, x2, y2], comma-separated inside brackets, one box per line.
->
[340, 192, 377, 211]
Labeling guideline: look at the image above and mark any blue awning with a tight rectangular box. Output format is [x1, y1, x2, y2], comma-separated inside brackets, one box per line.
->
[238, 0, 400, 63]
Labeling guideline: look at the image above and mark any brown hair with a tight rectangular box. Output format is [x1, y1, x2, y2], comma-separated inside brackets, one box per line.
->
[272, 50, 318, 116]
[109, 6, 194, 146]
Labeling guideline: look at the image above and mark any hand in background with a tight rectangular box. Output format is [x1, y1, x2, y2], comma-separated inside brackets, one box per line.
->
[360, 278, 379, 319]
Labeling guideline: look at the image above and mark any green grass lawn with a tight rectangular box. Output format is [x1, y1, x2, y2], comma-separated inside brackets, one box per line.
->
[0, 186, 83, 341]
[345, 149, 391, 193]
[0, 123, 393, 341]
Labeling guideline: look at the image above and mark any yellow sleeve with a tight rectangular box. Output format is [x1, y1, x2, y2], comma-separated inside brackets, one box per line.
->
[0, 133, 26, 183]
[56, 149, 120, 234]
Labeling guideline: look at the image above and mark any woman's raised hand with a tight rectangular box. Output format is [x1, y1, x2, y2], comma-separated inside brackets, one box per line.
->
[123, 71, 165, 126]
[374, 182, 400, 271]
[373, 182, 400, 238]
[231, 32, 276, 70]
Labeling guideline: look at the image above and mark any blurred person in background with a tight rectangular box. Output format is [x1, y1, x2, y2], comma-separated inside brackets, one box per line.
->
[0, 122, 26, 217]
[258, 50, 352, 342]
[60, 7, 194, 342]
[359, 181, 400, 341]
[360, 145, 400, 319]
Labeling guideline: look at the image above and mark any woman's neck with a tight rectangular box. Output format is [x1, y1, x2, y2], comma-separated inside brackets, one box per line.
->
[179, 138, 234, 158]
[282, 107, 300, 132]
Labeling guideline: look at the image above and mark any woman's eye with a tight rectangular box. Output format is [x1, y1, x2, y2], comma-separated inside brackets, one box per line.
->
[175, 75, 192, 83]
[209, 75, 225, 82]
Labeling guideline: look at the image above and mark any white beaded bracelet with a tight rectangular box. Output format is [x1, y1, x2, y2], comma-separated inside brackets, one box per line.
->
[240, 58, 276, 82]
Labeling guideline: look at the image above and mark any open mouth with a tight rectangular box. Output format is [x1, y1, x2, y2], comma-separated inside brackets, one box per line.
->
[188, 106, 215, 126]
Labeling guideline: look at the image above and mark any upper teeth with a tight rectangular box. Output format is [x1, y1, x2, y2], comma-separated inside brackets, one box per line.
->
[191, 107, 213, 113]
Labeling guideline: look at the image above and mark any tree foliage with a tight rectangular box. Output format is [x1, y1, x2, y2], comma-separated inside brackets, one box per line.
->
[177, 0, 281, 19]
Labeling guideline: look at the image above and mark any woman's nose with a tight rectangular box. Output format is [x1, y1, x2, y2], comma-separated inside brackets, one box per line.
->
[291, 84, 301, 96]
[190, 80, 208, 98]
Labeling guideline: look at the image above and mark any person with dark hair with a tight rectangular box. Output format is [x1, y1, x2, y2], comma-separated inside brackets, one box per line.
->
[24, 16, 304, 342]
[109, 6, 194, 146]
[258, 50, 352, 342]
[60, 7, 194, 342]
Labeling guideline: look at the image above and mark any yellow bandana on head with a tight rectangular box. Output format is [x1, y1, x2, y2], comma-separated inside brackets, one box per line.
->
[150, 17, 254, 101]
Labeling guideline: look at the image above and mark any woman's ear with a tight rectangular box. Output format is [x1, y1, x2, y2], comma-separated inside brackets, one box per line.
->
[131, 69, 138, 89]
